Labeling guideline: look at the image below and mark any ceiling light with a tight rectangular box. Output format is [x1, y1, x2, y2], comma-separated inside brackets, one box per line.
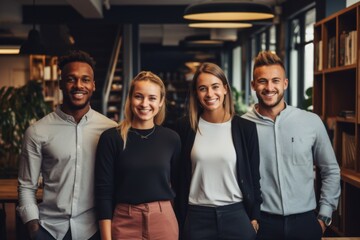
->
[0, 46, 20, 55]
[19, 0, 46, 55]
[184, 0, 274, 21]
[180, 35, 224, 48]
[189, 22, 252, 28]
[19, 29, 46, 55]
[184, 35, 224, 45]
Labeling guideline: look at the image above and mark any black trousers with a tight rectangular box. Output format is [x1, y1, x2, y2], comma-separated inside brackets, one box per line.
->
[183, 202, 256, 240]
[34, 226, 100, 240]
[256, 210, 323, 240]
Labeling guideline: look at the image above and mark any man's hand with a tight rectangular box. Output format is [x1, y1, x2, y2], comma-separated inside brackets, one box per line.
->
[251, 220, 259, 233]
[318, 219, 326, 234]
[26, 219, 40, 240]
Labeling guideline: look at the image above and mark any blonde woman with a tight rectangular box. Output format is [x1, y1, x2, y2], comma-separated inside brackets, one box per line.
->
[95, 71, 181, 240]
[174, 62, 261, 240]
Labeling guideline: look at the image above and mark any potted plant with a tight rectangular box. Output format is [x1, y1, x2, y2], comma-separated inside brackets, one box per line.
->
[301, 86, 313, 111]
[231, 86, 252, 115]
[0, 81, 51, 178]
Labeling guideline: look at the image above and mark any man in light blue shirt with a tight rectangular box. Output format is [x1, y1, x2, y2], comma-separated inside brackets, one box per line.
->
[242, 51, 340, 240]
[17, 50, 117, 240]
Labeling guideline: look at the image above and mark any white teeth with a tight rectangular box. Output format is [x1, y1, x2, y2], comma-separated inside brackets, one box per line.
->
[139, 109, 150, 113]
[73, 93, 84, 99]
[206, 99, 217, 103]
[264, 92, 276, 97]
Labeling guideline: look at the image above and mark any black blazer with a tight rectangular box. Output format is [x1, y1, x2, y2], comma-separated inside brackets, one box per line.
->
[173, 115, 262, 229]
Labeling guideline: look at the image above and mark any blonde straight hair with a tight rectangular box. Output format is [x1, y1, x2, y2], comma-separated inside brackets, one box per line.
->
[118, 71, 166, 148]
[188, 62, 234, 132]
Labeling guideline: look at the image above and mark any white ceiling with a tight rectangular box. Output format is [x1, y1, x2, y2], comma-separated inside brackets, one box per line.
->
[0, 0, 281, 46]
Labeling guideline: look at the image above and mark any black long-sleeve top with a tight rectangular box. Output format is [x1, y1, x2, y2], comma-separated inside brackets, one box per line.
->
[95, 125, 181, 220]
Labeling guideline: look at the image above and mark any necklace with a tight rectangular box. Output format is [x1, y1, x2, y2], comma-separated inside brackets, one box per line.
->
[130, 126, 156, 139]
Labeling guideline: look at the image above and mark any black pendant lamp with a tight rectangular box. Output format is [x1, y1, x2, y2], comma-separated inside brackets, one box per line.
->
[184, 0, 274, 21]
[19, 0, 46, 55]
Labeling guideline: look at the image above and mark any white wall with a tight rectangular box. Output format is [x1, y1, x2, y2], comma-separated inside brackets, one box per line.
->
[347, 0, 360, 7]
[0, 55, 29, 88]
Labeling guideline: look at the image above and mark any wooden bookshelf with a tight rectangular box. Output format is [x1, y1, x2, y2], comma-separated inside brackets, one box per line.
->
[29, 55, 61, 110]
[313, 2, 359, 236]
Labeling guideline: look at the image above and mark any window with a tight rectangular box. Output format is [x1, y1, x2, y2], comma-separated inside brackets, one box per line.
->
[288, 7, 316, 107]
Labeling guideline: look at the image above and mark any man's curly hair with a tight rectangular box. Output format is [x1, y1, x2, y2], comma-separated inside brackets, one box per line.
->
[58, 50, 96, 71]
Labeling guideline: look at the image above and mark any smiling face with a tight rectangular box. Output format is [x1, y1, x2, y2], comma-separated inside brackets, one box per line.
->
[196, 72, 228, 114]
[130, 80, 164, 128]
[60, 61, 95, 113]
[252, 64, 288, 112]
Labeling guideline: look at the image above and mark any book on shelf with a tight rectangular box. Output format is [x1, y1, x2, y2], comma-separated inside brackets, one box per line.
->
[341, 132, 356, 170]
[339, 31, 346, 66]
[350, 30, 357, 64]
[338, 110, 355, 119]
[345, 30, 357, 65]
[315, 40, 323, 71]
[327, 37, 336, 68]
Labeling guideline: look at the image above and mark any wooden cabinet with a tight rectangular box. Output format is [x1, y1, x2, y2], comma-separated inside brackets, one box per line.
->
[29, 55, 62, 109]
[313, 2, 359, 236]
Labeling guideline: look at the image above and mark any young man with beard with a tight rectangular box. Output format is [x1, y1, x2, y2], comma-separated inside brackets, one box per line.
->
[17, 50, 117, 240]
[242, 51, 340, 240]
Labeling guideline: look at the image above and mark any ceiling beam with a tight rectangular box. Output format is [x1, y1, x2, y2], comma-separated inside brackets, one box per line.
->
[22, 5, 188, 24]
[66, 0, 103, 18]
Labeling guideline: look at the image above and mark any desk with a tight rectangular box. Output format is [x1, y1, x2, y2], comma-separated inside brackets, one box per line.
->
[0, 179, 43, 202]
[0, 179, 43, 240]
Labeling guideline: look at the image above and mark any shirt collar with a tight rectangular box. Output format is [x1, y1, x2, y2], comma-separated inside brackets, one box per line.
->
[253, 102, 288, 122]
[55, 105, 93, 123]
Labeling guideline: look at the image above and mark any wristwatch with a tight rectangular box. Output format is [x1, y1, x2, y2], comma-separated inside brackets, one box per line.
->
[318, 215, 332, 227]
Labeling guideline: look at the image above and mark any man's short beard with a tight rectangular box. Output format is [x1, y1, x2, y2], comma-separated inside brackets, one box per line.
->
[63, 97, 91, 110]
[256, 92, 284, 109]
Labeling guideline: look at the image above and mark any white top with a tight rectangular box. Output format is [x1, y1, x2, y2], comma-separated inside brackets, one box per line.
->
[189, 117, 243, 207]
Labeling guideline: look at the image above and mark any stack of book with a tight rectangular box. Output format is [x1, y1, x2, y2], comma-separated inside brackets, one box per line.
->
[338, 110, 355, 118]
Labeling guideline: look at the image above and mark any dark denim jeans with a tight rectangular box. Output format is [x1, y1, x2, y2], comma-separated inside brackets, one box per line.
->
[183, 202, 256, 240]
[256, 210, 323, 240]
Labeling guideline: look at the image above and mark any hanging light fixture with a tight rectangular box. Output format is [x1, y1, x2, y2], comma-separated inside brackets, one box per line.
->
[184, 0, 274, 21]
[180, 35, 224, 48]
[19, 0, 46, 55]
[188, 21, 253, 29]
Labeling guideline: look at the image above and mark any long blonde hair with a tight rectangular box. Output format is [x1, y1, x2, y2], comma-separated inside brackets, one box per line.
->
[188, 62, 234, 132]
[118, 71, 166, 148]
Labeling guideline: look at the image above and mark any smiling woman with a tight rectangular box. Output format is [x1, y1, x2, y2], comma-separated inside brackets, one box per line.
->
[173, 62, 261, 240]
[95, 71, 181, 240]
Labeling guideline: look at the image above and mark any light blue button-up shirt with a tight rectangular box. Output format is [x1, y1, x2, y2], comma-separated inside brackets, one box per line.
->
[17, 106, 117, 240]
[242, 104, 340, 218]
